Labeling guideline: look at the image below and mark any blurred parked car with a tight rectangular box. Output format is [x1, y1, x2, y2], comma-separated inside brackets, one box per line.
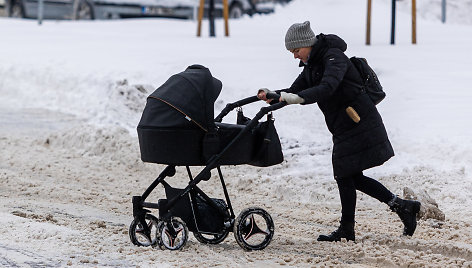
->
[3, 0, 273, 20]
[250, 0, 292, 14]
[4, 0, 195, 19]
[0, 0, 6, 14]
[197, 0, 290, 19]
[200, 0, 252, 18]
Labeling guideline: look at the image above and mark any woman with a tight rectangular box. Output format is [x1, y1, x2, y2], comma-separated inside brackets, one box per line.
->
[257, 21, 421, 242]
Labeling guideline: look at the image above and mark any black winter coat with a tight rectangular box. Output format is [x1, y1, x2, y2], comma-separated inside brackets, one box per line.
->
[282, 34, 394, 178]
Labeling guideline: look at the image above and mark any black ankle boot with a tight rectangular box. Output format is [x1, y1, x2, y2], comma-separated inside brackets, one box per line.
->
[317, 221, 355, 242]
[388, 196, 421, 236]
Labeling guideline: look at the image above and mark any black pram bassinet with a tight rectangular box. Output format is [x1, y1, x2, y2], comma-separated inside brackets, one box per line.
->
[137, 64, 283, 167]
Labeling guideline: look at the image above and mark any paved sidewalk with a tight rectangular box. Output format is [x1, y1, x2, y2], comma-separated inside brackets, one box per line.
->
[0, 107, 82, 136]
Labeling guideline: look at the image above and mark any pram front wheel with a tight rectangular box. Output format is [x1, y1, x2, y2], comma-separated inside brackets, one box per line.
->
[234, 207, 274, 251]
[157, 217, 189, 250]
[193, 229, 230, 244]
[129, 214, 159, 247]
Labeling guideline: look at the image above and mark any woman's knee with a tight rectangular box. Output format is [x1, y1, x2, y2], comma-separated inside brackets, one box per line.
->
[335, 173, 359, 189]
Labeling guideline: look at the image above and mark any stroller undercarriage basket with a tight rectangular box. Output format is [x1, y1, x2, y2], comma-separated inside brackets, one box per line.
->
[158, 185, 229, 234]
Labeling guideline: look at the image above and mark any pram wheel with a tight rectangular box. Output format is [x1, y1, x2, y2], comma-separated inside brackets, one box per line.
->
[234, 207, 274, 251]
[156, 217, 189, 250]
[129, 214, 159, 247]
[193, 229, 229, 244]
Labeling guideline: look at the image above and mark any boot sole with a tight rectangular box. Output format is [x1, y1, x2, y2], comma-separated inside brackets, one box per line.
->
[317, 236, 355, 242]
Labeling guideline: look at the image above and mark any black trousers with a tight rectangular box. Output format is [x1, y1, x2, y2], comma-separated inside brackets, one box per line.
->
[335, 172, 394, 223]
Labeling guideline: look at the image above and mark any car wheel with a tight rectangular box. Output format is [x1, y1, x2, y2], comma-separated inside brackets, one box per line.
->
[229, 2, 243, 19]
[9, 0, 25, 18]
[73, 0, 94, 20]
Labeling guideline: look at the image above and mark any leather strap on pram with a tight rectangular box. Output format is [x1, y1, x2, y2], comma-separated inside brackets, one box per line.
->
[149, 96, 208, 132]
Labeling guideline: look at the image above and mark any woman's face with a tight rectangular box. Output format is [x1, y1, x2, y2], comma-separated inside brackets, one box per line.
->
[290, 47, 312, 64]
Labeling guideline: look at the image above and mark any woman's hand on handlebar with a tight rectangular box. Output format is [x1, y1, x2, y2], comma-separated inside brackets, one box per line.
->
[257, 88, 281, 103]
[257, 88, 270, 102]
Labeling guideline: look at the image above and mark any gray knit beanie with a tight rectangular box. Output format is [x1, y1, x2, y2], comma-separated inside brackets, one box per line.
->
[285, 21, 317, 50]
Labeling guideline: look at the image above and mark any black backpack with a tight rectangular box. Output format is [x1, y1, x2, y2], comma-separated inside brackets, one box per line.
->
[349, 57, 386, 105]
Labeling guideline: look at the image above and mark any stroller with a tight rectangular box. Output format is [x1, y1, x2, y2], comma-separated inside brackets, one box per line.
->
[129, 65, 286, 251]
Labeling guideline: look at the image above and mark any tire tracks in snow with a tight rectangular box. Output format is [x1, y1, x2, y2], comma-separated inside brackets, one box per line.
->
[0, 243, 60, 268]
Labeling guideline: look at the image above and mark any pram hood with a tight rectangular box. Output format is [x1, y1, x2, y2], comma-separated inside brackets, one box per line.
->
[139, 65, 222, 132]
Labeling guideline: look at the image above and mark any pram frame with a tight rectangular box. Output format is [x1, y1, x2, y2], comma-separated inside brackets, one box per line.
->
[132, 96, 286, 248]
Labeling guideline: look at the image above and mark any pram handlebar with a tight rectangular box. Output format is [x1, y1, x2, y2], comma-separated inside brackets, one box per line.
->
[215, 95, 286, 123]
[266, 92, 281, 100]
[215, 96, 259, 122]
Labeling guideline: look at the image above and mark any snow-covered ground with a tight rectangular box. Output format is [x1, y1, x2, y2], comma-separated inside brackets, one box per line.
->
[1, 0, 472, 266]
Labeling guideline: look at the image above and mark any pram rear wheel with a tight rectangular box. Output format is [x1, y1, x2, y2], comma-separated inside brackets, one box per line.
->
[157, 217, 189, 250]
[234, 207, 274, 251]
[129, 214, 159, 247]
[193, 229, 230, 244]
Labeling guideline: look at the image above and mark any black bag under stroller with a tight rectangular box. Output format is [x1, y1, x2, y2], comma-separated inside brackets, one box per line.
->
[129, 65, 286, 251]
